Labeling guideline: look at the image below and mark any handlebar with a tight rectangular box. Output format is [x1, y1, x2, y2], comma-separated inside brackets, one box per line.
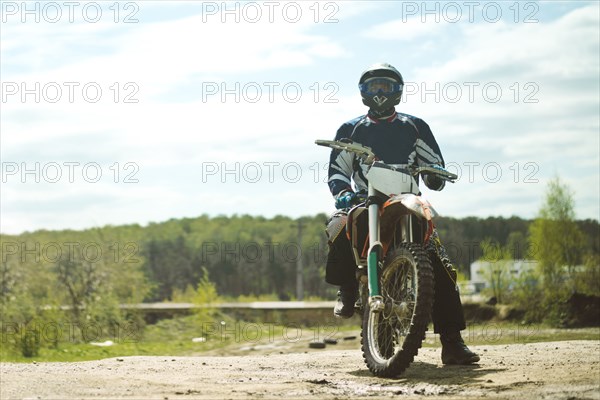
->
[315, 139, 377, 164]
[411, 165, 458, 181]
[315, 139, 458, 182]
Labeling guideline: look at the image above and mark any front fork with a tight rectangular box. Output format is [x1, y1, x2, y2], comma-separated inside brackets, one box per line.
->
[366, 185, 384, 312]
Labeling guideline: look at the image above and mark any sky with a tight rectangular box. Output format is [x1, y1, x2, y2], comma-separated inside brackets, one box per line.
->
[1, 1, 599, 234]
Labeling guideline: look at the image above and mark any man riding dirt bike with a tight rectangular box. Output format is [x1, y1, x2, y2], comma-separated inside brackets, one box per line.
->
[320, 63, 479, 375]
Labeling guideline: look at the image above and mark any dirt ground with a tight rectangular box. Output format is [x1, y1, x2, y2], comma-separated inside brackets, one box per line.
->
[1, 338, 599, 400]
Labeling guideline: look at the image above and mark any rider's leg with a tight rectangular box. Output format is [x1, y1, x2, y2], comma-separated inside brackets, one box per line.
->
[428, 233, 480, 365]
[326, 234, 359, 318]
[325, 212, 358, 318]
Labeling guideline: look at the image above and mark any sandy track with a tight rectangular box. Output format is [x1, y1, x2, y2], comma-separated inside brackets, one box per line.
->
[1, 340, 599, 399]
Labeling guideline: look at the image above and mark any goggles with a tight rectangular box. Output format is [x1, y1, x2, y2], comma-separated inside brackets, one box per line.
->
[359, 77, 403, 95]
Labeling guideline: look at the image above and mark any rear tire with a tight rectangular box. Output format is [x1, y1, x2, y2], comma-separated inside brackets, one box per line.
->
[361, 243, 434, 377]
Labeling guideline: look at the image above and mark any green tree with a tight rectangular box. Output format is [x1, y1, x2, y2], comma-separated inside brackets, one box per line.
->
[529, 177, 586, 293]
[478, 238, 512, 304]
[523, 176, 593, 325]
[193, 268, 220, 323]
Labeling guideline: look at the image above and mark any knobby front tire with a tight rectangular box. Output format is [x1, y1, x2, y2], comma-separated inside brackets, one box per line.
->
[361, 243, 435, 377]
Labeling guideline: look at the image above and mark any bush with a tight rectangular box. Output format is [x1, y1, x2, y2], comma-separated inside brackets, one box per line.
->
[509, 270, 547, 323]
[193, 268, 220, 323]
[563, 293, 600, 327]
[20, 325, 41, 357]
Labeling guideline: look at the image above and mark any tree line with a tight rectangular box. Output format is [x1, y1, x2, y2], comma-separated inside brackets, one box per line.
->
[1, 208, 598, 305]
[4, 213, 595, 302]
[1, 178, 598, 356]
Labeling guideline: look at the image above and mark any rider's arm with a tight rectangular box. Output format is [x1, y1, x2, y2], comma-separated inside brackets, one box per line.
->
[327, 123, 355, 197]
[413, 119, 446, 191]
[413, 118, 445, 168]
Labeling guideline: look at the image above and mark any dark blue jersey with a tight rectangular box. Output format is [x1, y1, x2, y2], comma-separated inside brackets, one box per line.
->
[327, 112, 445, 196]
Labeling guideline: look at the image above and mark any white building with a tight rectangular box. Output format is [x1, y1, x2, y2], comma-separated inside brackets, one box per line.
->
[469, 259, 538, 293]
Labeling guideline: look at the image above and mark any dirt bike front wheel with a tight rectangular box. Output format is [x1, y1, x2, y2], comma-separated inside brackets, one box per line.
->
[361, 242, 434, 377]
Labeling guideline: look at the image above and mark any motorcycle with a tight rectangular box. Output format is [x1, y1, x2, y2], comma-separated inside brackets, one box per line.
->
[316, 138, 458, 377]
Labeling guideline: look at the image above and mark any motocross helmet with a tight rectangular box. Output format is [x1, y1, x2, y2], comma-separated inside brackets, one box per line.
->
[358, 63, 404, 114]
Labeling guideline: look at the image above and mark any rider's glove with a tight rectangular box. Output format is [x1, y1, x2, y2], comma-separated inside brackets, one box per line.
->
[334, 190, 358, 209]
[423, 165, 446, 191]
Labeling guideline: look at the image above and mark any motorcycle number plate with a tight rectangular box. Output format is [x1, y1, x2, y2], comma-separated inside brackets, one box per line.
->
[366, 163, 419, 196]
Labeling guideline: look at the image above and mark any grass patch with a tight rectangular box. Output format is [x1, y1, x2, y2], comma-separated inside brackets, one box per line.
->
[422, 322, 600, 347]
[1, 313, 231, 363]
[2, 317, 598, 363]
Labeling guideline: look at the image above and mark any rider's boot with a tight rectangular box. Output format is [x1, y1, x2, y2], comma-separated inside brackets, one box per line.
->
[333, 283, 358, 319]
[440, 332, 480, 365]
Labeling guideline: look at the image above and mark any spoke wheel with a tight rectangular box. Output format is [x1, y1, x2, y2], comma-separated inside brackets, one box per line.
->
[361, 243, 434, 377]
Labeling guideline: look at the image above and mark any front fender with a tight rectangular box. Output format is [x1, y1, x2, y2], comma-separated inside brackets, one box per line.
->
[383, 193, 438, 220]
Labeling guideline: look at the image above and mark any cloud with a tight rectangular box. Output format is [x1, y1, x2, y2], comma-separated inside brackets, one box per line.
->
[405, 7, 599, 143]
[2, 5, 348, 96]
[361, 15, 445, 41]
[392, 5, 599, 220]
[1, 3, 598, 234]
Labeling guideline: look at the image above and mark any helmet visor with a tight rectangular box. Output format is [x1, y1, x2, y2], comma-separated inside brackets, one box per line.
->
[359, 77, 403, 95]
